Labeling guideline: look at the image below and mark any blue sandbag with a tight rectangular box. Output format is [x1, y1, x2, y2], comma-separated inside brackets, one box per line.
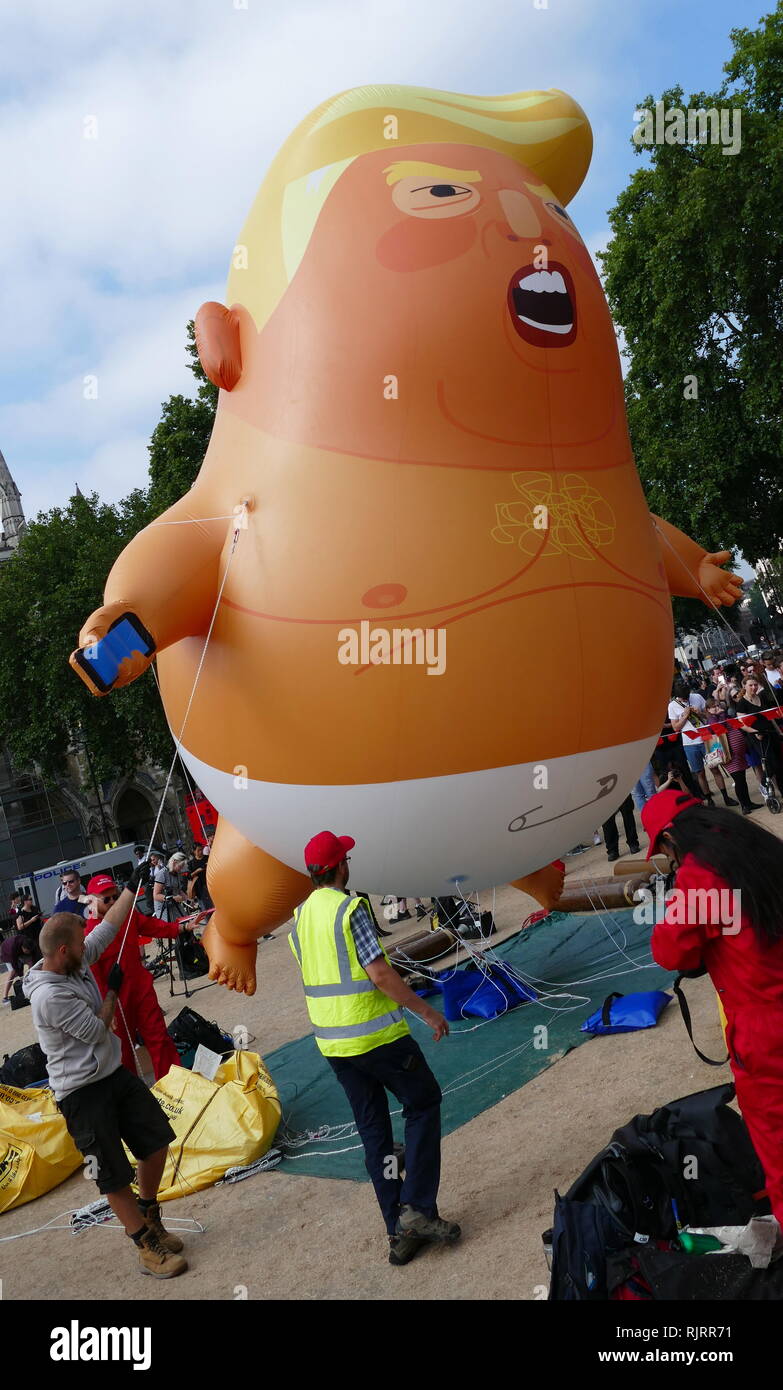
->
[439, 963, 537, 1021]
[581, 990, 671, 1036]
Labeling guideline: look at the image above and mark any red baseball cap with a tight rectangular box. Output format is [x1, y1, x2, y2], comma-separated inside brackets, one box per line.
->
[304, 831, 355, 872]
[641, 790, 702, 859]
[87, 873, 118, 896]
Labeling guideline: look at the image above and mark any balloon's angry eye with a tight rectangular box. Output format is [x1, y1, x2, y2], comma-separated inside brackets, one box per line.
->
[391, 178, 481, 219]
[545, 200, 571, 221]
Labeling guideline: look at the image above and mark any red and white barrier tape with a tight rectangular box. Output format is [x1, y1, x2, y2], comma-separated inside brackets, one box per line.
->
[657, 706, 783, 745]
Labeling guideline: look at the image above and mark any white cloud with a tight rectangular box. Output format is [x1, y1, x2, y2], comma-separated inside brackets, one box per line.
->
[0, 0, 652, 517]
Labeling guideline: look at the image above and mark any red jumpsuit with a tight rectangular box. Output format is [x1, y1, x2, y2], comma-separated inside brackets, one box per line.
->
[84, 907, 181, 1081]
[652, 853, 783, 1223]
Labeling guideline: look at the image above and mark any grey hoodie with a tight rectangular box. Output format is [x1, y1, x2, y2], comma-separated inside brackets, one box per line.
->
[24, 912, 124, 1101]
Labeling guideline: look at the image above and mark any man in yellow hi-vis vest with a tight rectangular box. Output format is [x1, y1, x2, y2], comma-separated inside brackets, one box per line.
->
[291, 830, 461, 1266]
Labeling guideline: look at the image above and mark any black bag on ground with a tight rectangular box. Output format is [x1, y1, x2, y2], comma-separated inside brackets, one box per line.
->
[167, 1007, 233, 1065]
[635, 1244, 783, 1301]
[545, 1083, 769, 1300]
[0, 1042, 48, 1088]
[10, 977, 30, 1011]
[610, 1083, 768, 1230]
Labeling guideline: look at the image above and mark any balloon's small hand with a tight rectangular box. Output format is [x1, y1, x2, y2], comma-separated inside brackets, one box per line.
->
[698, 552, 744, 607]
[70, 602, 155, 695]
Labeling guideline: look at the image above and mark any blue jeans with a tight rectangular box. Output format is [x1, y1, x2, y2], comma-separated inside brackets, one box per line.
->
[631, 763, 656, 811]
[328, 1034, 442, 1235]
[683, 740, 706, 774]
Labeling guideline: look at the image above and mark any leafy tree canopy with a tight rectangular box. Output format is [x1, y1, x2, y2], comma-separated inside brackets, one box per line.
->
[148, 321, 217, 514]
[0, 323, 218, 781]
[600, 4, 783, 564]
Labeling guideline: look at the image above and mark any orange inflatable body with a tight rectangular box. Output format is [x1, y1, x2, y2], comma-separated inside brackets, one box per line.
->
[72, 86, 741, 993]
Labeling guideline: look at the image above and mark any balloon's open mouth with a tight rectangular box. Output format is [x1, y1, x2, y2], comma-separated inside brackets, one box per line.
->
[508, 261, 577, 348]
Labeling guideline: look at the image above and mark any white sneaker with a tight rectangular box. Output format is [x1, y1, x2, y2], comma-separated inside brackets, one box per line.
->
[592, 832, 601, 846]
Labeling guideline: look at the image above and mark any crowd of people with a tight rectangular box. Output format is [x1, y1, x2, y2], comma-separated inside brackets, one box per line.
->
[596, 651, 783, 861]
[1, 834, 215, 1006]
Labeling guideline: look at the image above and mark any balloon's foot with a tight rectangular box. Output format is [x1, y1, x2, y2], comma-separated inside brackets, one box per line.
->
[509, 860, 566, 911]
[202, 921, 258, 995]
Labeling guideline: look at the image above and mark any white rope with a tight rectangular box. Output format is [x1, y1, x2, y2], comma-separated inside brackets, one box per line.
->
[151, 664, 211, 845]
[113, 507, 246, 965]
[149, 514, 239, 526]
[114, 995, 144, 1080]
[0, 1207, 204, 1241]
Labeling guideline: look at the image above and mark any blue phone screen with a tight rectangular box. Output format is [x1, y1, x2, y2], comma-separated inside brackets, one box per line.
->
[85, 617, 153, 686]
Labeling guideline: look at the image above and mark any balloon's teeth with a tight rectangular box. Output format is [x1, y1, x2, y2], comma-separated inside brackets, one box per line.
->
[517, 270, 567, 294]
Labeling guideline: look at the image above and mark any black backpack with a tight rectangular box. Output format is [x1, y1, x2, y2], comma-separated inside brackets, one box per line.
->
[545, 1084, 769, 1300]
[167, 1007, 233, 1067]
[0, 1042, 48, 1088]
[548, 1191, 630, 1300]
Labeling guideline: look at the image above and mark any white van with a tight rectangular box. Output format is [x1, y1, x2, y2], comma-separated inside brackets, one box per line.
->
[15, 843, 138, 917]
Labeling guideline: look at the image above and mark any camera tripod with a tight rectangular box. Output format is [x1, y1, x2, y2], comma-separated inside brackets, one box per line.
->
[144, 903, 215, 1000]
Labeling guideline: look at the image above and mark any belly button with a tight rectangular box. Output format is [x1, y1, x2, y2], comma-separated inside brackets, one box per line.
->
[361, 583, 408, 609]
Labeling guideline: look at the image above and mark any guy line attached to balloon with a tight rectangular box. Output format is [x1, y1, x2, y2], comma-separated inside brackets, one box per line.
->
[75, 497, 252, 1027]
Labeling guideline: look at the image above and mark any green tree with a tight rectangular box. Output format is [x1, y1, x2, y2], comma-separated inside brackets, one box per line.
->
[600, 5, 783, 564]
[147, 321, 217, 514]
[0, 323, 217, 783]
[0, 492, 172, 782]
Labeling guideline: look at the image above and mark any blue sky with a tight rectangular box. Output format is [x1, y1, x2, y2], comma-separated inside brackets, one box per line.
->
[0, 0, 765, 573]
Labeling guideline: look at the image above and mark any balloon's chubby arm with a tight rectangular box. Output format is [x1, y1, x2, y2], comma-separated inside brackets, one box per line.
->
[70, 502, 228, 695]
[651, 514, 744, 608]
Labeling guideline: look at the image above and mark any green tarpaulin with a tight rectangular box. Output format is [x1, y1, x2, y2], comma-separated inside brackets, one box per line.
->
[269, 907, 674, 1181]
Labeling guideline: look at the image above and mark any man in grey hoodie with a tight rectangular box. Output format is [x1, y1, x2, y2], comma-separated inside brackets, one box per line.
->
[24, 870, 187, 1280]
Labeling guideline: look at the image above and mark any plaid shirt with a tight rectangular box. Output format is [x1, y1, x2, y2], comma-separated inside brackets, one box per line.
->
[348, 897, 384, 969]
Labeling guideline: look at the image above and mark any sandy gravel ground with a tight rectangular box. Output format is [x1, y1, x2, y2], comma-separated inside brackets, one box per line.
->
[2, 811, 775, 1302]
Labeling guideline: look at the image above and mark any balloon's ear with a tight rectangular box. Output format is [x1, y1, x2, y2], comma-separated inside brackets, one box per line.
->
[194, 302, 243, 391]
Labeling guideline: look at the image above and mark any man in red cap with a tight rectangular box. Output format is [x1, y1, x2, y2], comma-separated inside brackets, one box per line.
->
[289, 830, 460, 1267]
[83, 873, 191, 1080]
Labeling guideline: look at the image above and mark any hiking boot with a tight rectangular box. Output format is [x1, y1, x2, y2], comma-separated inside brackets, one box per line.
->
[132, 1225, 188, 1278]
[138, 1199, 184, 1253]
[397, 1205, 461, 1242]
[388, 1233, 426, 1266]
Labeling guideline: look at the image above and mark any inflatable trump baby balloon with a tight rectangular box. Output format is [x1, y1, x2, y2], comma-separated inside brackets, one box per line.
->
[71, 85, 742, 994]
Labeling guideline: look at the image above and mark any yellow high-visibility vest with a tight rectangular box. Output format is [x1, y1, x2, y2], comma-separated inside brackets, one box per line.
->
[289, 888, 410, 1057]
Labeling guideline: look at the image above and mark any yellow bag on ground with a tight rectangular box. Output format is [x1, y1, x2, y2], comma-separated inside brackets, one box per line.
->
[0, 1084, 82, 1214]
[133, 1051, 281, 1202]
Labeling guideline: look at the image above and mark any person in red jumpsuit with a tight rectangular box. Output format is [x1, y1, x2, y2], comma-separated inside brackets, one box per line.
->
[642, 788, 783, 1225]
[84, 873, 192, 1080]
